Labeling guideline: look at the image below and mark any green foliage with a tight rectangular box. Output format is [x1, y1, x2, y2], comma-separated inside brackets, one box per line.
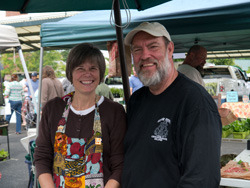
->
[0, 50, 64, 78]
[207, 58, 235, 66]
[60, 49, 70, 62]
[205, 82, 217, 96]
[104, 57, 110, 78]
[241, 118, 250, 130]
[104, 57, 109, 63]
[222, 124, 233, 132]
[0, 149, 8, 160]
[110, 88, 124, 98]
[0, 52, 23, 76]
[173, 58, 184, 62]
[55, 61, 66, 77]
[104, 65, 109, 78]
[227, 119, 250, 132]
[43, 51, 62, 69]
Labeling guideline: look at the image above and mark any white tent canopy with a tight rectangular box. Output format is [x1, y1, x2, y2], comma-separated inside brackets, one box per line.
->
[0, 25, 20, 51]
[0, 25, 38, 113]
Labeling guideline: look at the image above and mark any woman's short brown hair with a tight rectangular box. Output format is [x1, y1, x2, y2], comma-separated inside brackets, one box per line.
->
[66, 43, 106, 83]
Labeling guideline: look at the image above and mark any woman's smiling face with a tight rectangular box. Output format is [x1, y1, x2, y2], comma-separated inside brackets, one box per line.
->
[72, 60, 100, 95]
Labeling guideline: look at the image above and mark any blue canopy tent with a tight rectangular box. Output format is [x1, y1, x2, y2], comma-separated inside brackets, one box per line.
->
[41, 9, 141, 50]
[41, 0, 250, 53]
[0, 0, 168, 13]
[137, 0, 250, 53]
[1, 0, 174, 110]
[39, 0, 250, 125]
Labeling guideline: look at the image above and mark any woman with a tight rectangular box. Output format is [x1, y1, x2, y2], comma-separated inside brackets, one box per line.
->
[4, 74, 24, 134]
[41, 65, 64, 108]
[34, 43, 126, 188]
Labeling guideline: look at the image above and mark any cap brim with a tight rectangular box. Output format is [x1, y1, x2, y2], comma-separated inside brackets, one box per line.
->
[124, 29, 169, 46]
[124, 30, 140, 46]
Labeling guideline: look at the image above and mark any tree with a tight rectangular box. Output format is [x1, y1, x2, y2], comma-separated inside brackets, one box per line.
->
[56, 61, 66, 78]
[60, 49, 70, 62]
[0, 52, 23, 76]
[207, 58, 235, 66]
[0, 50, 63, 78]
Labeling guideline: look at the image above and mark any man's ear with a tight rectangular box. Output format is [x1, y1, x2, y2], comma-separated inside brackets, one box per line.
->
[188, 52, 195, 59]
[167, 41, 174, 59]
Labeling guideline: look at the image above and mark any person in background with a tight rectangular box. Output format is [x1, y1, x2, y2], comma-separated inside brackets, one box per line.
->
[177, 45, 207, 87]
[3, 75, 11, 90]
[41, 65, 64, 108]
[4, 74, 24, 134]
[96, 82, 114, 100]
[177, 45, 234, 124]
[34, 43, 126, 188]
[20, 78, 29, 127]
[25, 72, 39, 116]
[122, 22, 221, 187]
[25, 72, 39, 99]
[129, 66, 143, 94]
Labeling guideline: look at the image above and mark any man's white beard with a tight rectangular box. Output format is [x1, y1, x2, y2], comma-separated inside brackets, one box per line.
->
[136, 53, 171, 87]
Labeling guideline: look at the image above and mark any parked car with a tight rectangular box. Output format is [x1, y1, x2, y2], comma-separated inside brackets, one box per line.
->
[104, 76, 124, 99]
[203, 65, 249, 101]
[104, 76, 123, 89]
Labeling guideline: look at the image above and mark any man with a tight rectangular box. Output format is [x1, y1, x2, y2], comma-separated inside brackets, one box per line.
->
[25, 72, 39, 114]
[178, 45, 234, 125]
[122, 22, 222, 187]
[177, 45, 207, 87]
[129, 66, 143, 94]
[25, 72, 39, 99]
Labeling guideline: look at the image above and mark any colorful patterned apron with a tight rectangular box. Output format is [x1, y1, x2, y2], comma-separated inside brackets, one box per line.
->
[53, 92, 104, 188]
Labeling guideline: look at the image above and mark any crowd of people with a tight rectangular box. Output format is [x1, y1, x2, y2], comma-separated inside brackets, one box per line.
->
[3, 21, 226, 188]
[3, 66, 65, 133]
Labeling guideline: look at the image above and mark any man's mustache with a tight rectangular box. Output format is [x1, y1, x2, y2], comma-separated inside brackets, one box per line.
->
[138, 58, 158, 69]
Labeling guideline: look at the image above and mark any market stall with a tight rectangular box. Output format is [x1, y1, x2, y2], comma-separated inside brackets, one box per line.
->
[0, 25, 39, 160]
[220, 149, 250, 187]
[0, 25, 38, 113]
[221, 102, 250, 119]
[220, 99, 250, 187]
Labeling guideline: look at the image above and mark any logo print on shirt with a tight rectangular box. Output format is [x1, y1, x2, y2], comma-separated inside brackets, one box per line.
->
[151, 117, 170, 142]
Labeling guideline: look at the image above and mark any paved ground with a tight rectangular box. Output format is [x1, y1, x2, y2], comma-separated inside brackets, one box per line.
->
[0, 123, 249, 188]
[0, 123, 31, 188]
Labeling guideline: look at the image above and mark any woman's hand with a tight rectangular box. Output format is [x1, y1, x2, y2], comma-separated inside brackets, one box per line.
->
[38, 173, 55, 188]
[104, 179, 120, 188]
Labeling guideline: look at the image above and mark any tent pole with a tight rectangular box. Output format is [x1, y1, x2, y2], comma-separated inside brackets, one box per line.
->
[32, 47, 44, 188]
[36, 47, 44, 135]
[113, 0, 130, 107]
[17, 47, 38, 114]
